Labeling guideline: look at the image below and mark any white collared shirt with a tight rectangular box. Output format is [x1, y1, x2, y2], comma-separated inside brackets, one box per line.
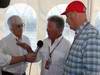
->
[0, 33, 30, 74]
[40, 36, 71, 75]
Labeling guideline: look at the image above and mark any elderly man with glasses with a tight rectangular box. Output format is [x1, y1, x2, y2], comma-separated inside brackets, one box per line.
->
[0, 15, 36, 75]
[61, 1, 100, 75]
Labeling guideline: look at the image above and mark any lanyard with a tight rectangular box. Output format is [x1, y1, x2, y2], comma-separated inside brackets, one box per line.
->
[48, 37, 63, 58]
[74, 22, 89, 40]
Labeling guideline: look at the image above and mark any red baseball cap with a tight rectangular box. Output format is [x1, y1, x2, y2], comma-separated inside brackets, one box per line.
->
[61, 1, 86, 15]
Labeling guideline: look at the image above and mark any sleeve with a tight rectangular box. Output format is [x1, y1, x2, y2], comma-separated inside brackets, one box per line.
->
[64, 39, 71, 59]
[0, 52, 11, 67]
[39, 40, 49, 61]
[63, 39, 71, 75]
[39, 40, 49, 75]
[36, 52, 42, 62]
[82, 33, 100, 75]
[39, 51, 46, 75]
[24, 36, 31, 46]
[0, 40, 12, 67]
[36, 52, 44, 75]
[23, 36, 31, 54]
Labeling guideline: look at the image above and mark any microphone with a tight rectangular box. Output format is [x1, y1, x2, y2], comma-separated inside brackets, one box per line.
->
[35, 40, 43, 53]
[29, 40, 43, 75]
[0, 0, 10, 8]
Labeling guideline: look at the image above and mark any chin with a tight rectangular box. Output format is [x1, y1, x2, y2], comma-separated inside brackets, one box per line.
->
[69, 26, 73, 30]
[69, 26, 75, 31]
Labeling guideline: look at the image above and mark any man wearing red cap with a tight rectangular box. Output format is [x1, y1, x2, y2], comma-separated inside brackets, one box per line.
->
[61, 1, 100, 75]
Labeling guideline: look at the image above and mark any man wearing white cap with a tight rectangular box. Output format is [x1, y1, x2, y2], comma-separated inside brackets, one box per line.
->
[61, 1, 100, 75]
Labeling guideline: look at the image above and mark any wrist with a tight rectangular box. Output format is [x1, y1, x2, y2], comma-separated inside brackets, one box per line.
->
[23, 55, 27, 62]
[27, 48, 33, 53]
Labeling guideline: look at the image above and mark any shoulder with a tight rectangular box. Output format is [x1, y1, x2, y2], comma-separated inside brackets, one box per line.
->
[23, 35, 30, 41]
[23, 35, 28, 38]
[0, 34, 11, 42]
[0, 34, 12, 47]
[62, 37, 71, 43]
[81, 24, 100, 45]
[62, 37, 71, 45]
[84, 24, 98, 34]
[82, 24, 99, 39]
[42, 38, 48, 43]
[61, 37, 71, 50]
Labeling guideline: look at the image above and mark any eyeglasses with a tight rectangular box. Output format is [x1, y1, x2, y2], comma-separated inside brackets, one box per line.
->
[16, 23, 25, 28]
[65, 13, 75, 23]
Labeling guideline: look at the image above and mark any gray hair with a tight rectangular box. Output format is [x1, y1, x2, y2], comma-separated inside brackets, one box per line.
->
[47, 15, 64, 30]
[7, 15, 23, 29]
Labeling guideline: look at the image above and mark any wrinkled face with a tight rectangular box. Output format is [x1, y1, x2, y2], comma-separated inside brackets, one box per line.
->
[11, 23, 24, 38]
[47, 21, 60, 40]
[65, 12, 77, 30]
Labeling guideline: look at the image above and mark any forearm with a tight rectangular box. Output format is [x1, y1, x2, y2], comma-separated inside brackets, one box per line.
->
[10, 52, 37, 64]
[25, 46, 33, 53]
[10, 55, 25, 65]
[16, 42, 33, 53]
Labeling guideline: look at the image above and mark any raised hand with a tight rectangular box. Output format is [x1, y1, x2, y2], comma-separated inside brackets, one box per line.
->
[16, 40, 33, 53]
[25, 52, 37, 62]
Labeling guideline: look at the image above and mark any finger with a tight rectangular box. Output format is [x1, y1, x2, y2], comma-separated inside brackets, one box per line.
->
[32, 53, 37, 57]
[16, 42, 22, 46]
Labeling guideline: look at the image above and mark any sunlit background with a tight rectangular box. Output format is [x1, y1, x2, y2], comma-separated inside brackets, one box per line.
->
[0, 0, 100, 75]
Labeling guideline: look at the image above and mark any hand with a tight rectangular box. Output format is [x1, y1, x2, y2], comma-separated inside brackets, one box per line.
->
[16, 41, 28, 49]
[25, 53, 37, 62]
[16, 41, 33, 53]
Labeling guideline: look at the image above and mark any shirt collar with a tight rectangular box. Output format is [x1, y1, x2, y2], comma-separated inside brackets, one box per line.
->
[48, 35, 63, 46]
[55, 36, 63, 42]
[11, 33, 22, 41]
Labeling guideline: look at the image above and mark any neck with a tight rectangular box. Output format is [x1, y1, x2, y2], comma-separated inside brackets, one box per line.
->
[18, 36, 22, 40]
[51, 34, 62, 45]
[15, 36, 21, 40]
[74, 19, 87, 31]
[15, 34, 22, 40]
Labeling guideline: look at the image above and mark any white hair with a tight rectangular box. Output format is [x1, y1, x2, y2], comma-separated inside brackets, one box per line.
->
[7, 15, 23, 29]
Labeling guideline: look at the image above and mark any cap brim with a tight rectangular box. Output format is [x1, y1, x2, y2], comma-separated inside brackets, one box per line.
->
[61, 11, 66, 15]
